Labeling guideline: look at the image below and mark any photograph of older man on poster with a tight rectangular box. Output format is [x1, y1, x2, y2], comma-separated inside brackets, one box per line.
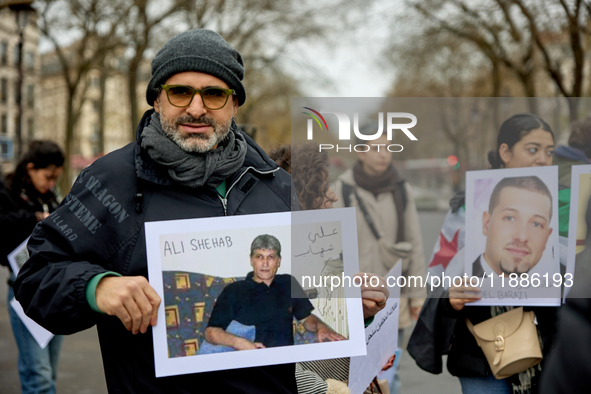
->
[203, 234, 345, 351]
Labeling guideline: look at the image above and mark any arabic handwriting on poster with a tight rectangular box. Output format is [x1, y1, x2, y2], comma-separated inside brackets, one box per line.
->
[366, 303, 398, 345]
[294, 225, 339, 259]
[294, 244, 335, 258]
[308, 226, 339, 243]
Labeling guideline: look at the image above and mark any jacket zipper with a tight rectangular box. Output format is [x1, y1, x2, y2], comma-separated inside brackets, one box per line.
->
[217, 166, 281, 216]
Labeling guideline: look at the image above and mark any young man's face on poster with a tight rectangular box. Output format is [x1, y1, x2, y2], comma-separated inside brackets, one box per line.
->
[482, 186, 553, 275]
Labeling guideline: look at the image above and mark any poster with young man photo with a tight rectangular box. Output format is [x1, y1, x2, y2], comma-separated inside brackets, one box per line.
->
[465, 166, 561, 306]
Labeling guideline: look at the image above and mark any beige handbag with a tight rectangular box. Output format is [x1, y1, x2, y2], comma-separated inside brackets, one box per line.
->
[466, 307, 542, 380]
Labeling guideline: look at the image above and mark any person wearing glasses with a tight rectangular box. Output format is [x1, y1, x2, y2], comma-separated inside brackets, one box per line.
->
[205, 234, 344, 350]
[14, 30, 299, 394]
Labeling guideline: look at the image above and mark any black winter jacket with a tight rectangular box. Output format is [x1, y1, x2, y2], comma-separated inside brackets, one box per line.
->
[14, 110, 297, 394]
[0, 180, 58, 271]
[540, 278, 591, 393]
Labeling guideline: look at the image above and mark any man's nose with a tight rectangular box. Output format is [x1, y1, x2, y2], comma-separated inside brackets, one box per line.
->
[186, 93, 207, 118]
[512, 221, 529, 242]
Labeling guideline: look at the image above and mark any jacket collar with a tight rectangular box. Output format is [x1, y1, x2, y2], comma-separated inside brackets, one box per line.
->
[134, 109, 278, 185]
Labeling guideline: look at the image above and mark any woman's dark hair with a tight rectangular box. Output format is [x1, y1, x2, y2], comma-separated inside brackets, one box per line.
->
[268, 145, 291, 173]
[5, 140, 65, 193]
[488, 113, 554, 169]
[273, 144, 336, 210]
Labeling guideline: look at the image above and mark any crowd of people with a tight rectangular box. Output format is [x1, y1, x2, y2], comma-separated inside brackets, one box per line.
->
[1, 28, 590, 394]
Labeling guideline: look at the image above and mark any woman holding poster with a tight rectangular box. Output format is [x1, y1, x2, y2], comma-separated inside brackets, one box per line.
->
[0, 140, 65, 394]
[412, 114, 559, 394]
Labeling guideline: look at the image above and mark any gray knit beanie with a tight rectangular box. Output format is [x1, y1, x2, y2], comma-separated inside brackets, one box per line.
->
[146, 29, 246, 106]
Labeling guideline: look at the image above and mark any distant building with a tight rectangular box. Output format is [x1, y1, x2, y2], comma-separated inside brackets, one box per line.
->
[0, 6, 39, 168]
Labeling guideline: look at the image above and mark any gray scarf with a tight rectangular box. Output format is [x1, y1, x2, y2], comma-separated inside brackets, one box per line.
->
[141, 112, 247, 188]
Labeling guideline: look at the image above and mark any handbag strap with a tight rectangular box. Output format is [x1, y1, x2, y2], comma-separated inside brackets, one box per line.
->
[370, 376, 384, 394]
[343, 181, 409, 243]
[351, 187, 382, 240]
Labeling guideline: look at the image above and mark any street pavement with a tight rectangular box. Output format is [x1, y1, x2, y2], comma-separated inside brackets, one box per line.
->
[0, 209, 460, 393]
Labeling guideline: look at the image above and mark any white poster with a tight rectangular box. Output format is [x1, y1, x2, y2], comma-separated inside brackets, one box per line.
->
[9, 298, 54, 349]
[565, 164, 591, 297]
[349, 262, 401, 394]
[7, 237, 30, 275]
[145, 208, 366, 377]
[7, 237, 55, 349]
[465, 167, 561, 306]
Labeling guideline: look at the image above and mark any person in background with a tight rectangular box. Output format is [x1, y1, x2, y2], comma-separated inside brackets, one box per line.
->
[553, 115, 591, 188]
[410, 113, 558, 394]
[331, 126, 427, 394]
[271, 144, 391, 394]
[0, 140, 64, 394]
[538, 274, 591, 393]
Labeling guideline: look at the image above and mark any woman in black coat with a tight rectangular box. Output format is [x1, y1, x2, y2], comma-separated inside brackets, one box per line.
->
[0, 140, 64, 394]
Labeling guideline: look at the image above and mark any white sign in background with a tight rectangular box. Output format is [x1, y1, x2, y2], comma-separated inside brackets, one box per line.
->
[565, 164, 591, 298]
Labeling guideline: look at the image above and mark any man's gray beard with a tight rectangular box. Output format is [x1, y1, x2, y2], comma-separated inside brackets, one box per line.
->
[160, 113, 233, 153]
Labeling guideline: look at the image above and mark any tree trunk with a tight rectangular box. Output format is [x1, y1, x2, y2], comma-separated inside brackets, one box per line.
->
[59, 90, 76, 195]
[98, 65, 107, 154]
[128, 67, 139, 141]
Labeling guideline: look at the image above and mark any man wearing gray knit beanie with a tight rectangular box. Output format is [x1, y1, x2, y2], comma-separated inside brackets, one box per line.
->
[146, 29, 246, 156]
[14, 29, 298, 394]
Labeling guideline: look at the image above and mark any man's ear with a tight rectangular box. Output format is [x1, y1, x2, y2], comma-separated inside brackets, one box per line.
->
[482, 211, 491, 236]
[232, 97, 239, 116]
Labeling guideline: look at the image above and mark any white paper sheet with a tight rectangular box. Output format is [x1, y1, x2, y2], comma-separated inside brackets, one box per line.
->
[9, 298, 54, 349]
[7, 237, 54, 348]
[7, 237, 29, 276]
[349, 263, 402, 394]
